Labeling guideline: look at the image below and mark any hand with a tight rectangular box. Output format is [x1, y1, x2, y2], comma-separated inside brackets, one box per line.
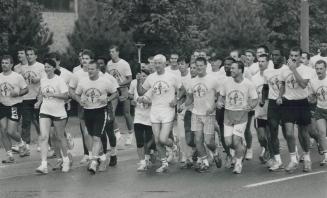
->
[169, 98, 177, 108]
[216, 101, 224, 109]
[287, 58, 297, 71]
[66, 102, 71, 111]
[206, 106, 216, 115]
[177, 103, 185, 113]
[136, 96, 143, 104]
[131, 100, 137, 106]
[80, 98, 88, 106]
[31, 77, 40, 84]
[259, 101, 265, 107]
[276, 97, 283, 105]
[136, 73, 142, 80]
[99, 97, 108, 105]
[34, 101, 41, 109]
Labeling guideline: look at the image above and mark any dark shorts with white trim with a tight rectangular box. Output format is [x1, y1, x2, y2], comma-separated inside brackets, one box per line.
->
[0, 103, 22, 122]
[84, 106, 108, 137]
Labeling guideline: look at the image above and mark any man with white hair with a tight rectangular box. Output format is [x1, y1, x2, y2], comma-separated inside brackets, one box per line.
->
[137, 54, 181, 173]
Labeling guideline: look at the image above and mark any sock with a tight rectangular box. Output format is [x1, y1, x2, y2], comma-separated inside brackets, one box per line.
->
[303, 152, 311, 161]
[236, 157, 242, 165]
[19, 139, 25, 147]
[324, 152, 327, 159]
[99, 154, 106, 161]
[161, 158, 168, 166]
[260, 147, 265, 156]
[41, 160, 47, 167]
[145, 154, 150, 161]
[202, 156, 209, 166]
[26, 144, 30, 150]
[62, 156, 69, 162]
[7, 150, 13, 157]
[110, 147, 117, 156]
[274, 154, 282, 163]
[230, 149, 235, 157]
[290, 153, 298, 163]
[88, 151, 93, 158]
[140, 159, 146, 165]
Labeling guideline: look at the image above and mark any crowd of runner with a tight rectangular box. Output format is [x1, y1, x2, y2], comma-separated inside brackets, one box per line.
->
[1, 42, 327, 175]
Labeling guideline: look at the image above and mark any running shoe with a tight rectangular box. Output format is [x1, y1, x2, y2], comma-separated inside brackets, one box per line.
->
[137, 161, 148, 171]
[320, 158, 327, 166]
[109, 155, 117, 167]
[303, 160, 312, 172]
[269, 160, 284, 172]
[245, 148, 253, 160]
[2, 155, 15, 163]
[62, 159, 70, 173]
[11, 145, 19, 153]
[80, 155, 90, 164]
[52, 159, 63, 171]
[19, 145, 30, 157]
[196, 163, 210, 173]
[225, 155, 233, 169]
[155, 163, 168, 173]
[285, 161, 298, 173]
[36, 165, 48, 174]
[88, 160, 98, 174]
[180, 159, 193, 169]
[98, 158, 107, 172]
[233, 163, 243, 174]
[265, 158, 274, 168]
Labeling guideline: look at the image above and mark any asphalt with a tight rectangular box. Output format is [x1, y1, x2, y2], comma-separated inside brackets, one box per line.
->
[1, 117, 327, 198]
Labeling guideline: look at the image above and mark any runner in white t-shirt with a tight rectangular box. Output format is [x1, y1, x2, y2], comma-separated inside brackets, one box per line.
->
[308, 60, 327, 166]
[0, 55, 29, 163]
[106, 45, 134, 145]
[34, 59, 70, 174]
[278, 48, 313, 173]
[310, 41, 327, 67]
[137, 54, 181, 173]
[75, 61, 117, 174]
[249, 46, 274, 76]
[129, 70, 154, 171]
[252, 55, 270, 164]
[217, 61, 258, 174]
[20, 47, 45, 155]
[185, 57, 222, 173]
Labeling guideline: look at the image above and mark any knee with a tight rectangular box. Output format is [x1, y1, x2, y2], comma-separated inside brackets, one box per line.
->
[136, 142, 144, 148]
[39, 134, 49, 142]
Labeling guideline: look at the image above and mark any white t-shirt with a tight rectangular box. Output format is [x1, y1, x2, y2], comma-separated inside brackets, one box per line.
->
[309, 77, 327, 109]
[73, 65, 82, 73]
[252, 72, 268, 119]
[206, 62, 213, 74]
[217, 66, 252, 80]
[263, 65, 288, 100]
[279, 64, 313, 100]
[249, 61, 274, 76]
[20, 62, 45, 100]
[14, 63, 27, 74]
[106, 59, 132, 87]
[69, 68, 89, 89]
[75, 75, 117, 109]
[188, 75, 220, 115]
[166, 67, 181, 78]
[220, 78, 258, 111]
[59, 67, 73, 85]
[103, 73, 119, 91]
[142, 71, 182, 111]
[129, 80, 151, 126]
[40, 75, 68, 118]
[0, 72, 27, 106]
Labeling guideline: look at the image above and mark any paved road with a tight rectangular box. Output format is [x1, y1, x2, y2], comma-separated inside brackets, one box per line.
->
[1, 117, 327, 198]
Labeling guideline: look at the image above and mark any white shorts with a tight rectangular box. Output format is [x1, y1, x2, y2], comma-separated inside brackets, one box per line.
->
[224, 122, 247, 138]
[150, 109, 175, 124]
[191, 114, 215, 135]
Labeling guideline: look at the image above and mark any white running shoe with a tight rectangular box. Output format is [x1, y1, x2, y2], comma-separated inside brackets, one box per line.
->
[245, 148, 253, 160]
[36, 165, 48, 174]
[80, 155, 90, 164]
[156, 163, 168, 173]
[269, 160, 284, 172]
[137, 161, 147, 171]
[125, 134, 133, 146]
[233, 163, 243, 174]
[62, 160, 70, 173]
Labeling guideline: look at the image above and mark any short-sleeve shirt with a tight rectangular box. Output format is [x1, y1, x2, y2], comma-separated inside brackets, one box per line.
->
[188, 75, 220, 115]
[263, 65, 288, 100]
[142, 71, 181, 111]
[13, 63, 27, 74]
[40, 75, 68, 118]
[75, 76, 117, 109]
[309, 77, 327, 109]
[73, 65, 82, 73]
[0, 72, 27, 106]
[106, 59, 132, 87]
[103, 73, 119, 91]
[220, 78, 258, 111]
[59, 67, 73, 85]
[129, 80, 151, 126]
[279, 64, 312, 100]
[69, 68, 88, 89]
[20, 62, 45, 100]
[252, 72, 268, 119]
[249, 61, 274, 76]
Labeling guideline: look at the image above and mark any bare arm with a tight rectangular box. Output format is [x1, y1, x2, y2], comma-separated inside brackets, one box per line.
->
[119, 75, 132, 87]
[291, 68, 309, 89]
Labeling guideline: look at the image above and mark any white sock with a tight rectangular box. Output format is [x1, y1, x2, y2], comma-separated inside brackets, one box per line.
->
[7, 150, 13, 157]
[274, 154, 282, 163]
[303, 152, 311, 161]
[88, 152, 93, 158]
[236, 157, 242, 165]
[62, 156, 69, 162]
[145, 154, 150, 161]
[99, 154, 106, 161]
[324, 152, 327, 159]
[290, 153, 298, 163]
[110, 147, 117, 156]
[41, 160, 47, 167]
[230, 149, 235, 157]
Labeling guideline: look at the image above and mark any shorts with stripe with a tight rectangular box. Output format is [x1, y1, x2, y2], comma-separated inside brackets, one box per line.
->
[0, 103, 22, 122]
[191, 114, 215, 135]
[39, 113, 66, 121]
[254, 118, 267, 128]
[84, 107, 108, 137]
[314, 107, 327, 121]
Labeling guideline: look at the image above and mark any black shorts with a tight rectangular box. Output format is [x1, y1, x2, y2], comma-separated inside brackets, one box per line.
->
[39, 113, 66, 121]
[84, 107, 108, 137]
[215, 108, 225, 126]
[248, 110, 255, 117]
[254, 119, 267, 128]
[281, 98, 311, 125]
[267, 99, 283, 124]
[0, 103, 22, 122]
[107, 102, 115, 122]
[314, 107, 327, 121]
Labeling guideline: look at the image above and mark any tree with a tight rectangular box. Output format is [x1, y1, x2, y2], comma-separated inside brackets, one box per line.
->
[203, 0, 269, 58]
[0, 0, 53, 61]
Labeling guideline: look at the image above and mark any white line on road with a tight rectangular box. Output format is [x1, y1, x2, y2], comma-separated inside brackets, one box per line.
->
[243, 170, 327, 188]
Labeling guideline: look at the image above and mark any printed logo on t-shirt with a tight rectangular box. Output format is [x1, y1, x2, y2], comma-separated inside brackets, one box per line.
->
[109, 69, 123, 83]
[227, 90, 245, 107]
[192, 83, 208, 97]
[268, 75, 280, 93]
[286, 74, 298, 89]
[256, 85, 263, 98]
[153, 81, 169, 95]
[23, 71, 38, 84]
[316, 86, 327, 102]
[0, 82, 14, 96]
[42, 86, 56, 98]
[85, 88, 102, 103]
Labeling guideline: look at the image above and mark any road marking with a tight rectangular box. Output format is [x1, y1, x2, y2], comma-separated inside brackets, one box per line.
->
[243, 170, 327, 188]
